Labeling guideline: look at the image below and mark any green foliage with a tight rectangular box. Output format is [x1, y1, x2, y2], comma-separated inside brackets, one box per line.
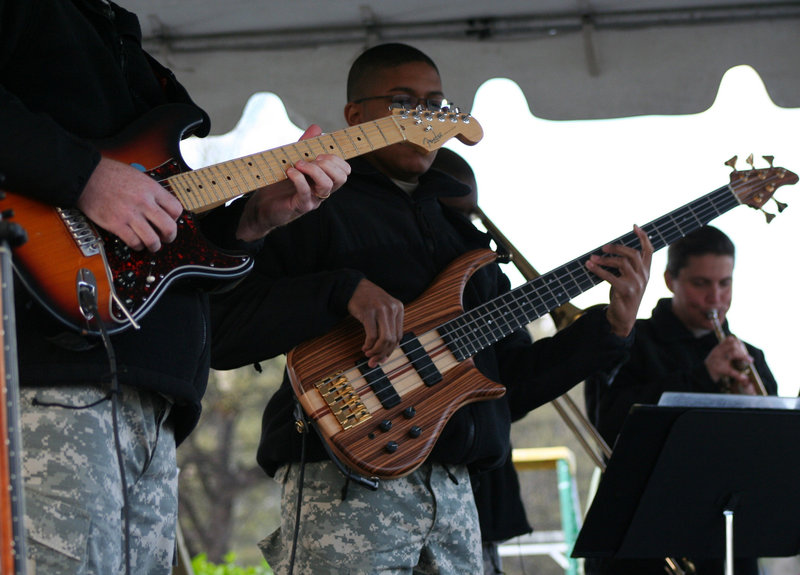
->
[191, 552, 273, 575]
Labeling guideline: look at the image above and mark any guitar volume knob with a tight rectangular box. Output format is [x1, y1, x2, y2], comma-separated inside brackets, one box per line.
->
[116, 270, 137, 289]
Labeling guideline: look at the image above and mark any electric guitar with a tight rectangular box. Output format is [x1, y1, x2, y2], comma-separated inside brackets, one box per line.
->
[287, 157, 796, 480]
[9, 104, 483, 335]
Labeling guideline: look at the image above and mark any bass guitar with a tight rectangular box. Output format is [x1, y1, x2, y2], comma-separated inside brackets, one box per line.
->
[10, 103, 482, 335]
[287, 156, 796, 480]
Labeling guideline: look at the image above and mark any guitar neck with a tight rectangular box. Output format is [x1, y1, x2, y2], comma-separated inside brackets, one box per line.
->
[440, 183, 740, 360]
[167, 115, 407, 214]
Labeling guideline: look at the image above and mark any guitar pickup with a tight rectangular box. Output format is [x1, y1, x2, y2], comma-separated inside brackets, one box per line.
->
[317, 373, 371, 430]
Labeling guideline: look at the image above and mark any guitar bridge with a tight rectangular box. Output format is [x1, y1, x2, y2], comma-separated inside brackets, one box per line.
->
[57, 208, 101, 257]
[317, 372, 371, 430]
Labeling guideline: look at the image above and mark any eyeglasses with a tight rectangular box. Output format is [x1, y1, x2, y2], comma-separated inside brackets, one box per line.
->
[352, 94, 449, 111]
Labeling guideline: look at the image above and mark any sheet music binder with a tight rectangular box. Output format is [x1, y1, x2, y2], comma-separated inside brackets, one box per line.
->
[572, 394, 800, 560]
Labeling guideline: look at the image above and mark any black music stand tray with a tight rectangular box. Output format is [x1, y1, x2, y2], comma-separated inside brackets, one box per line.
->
[572, 393, 800, 562]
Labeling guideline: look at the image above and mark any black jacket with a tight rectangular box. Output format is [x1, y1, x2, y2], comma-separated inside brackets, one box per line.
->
[585, 297, 778, 448]
[1, 0, 245, 442]
[211, 157, 632, 480]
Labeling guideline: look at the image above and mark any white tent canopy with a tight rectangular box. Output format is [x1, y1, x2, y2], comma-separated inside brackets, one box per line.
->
[133, 0, 800, 134]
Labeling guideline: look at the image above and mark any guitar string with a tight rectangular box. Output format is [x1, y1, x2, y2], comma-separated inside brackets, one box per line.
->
[341, 171, 783, 405]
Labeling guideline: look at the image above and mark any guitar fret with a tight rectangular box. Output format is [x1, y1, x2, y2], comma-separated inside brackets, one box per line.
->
[355, 125, 377, 153]
[371, 120, 391, 148]
[248, 151, 279, 187]
[301, 139, 319, 160]
[466, 309, 490, 350]
[185, 168, 217, 208]
[173, 171, 210, 210]
[199, 166, 232, 206]
[319, 133, 345, 157]
[340, 127, 363, 156]
[283, 142, 308, 165]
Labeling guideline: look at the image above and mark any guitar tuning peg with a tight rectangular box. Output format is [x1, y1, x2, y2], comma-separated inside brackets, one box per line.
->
[725, 156, 738, 171]
[763, 155, 775, 168]
[760, 208, 776, 223]
[772, 197, 788, 213]
[746, 153, 755, 169]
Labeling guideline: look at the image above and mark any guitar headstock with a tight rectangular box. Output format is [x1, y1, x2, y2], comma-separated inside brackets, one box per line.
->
[391, 104, 483, 152]
[728, 154, 797, 222]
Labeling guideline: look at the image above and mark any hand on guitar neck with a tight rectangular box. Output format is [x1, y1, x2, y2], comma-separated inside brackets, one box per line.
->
[78, 126, 350, 251]
[235, 125, 351, 242]
[586, 225, 654, 338]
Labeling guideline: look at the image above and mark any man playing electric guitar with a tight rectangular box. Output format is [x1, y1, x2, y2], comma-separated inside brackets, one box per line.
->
[0, 1, 348, 573]
[210, 42, 653, 574]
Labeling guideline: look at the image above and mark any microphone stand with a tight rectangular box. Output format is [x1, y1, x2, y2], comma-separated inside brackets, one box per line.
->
[0, 183, 30, 575]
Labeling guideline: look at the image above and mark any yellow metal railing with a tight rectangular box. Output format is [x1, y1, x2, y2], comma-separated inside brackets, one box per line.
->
[498, 446, 581, 575]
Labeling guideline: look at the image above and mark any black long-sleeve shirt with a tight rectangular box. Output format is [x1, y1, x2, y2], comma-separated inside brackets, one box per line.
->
[1, 0, 247, 442]
[585, 297, 778, 447]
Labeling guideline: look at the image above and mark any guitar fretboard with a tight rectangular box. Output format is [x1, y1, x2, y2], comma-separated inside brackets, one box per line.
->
[166, 115, 407, 213]
[439, 184, 741, 360]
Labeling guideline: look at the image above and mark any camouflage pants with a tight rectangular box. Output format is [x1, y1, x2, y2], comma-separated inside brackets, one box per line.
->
[259, 460, 482, 575]
[19, 385, 177, 575]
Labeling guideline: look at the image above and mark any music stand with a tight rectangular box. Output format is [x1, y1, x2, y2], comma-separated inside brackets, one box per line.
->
[572, 394, 800, 565]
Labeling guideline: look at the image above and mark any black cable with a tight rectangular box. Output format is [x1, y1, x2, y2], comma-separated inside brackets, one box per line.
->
[79, 283, 132, 575]
[286, 401, 381, 574]
[288, 402, 308, 575]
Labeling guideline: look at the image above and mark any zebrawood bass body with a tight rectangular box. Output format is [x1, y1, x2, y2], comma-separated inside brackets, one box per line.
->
[288, 249, 505, 480]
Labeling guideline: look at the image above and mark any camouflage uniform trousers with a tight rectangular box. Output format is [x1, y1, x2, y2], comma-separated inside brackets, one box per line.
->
[259, 460, 482, 574]
[19, 384, 177, 575]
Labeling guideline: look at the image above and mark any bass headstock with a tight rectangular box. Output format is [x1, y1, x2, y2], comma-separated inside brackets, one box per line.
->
[391, 103, 483, 152]
[728, 154, 797, 223]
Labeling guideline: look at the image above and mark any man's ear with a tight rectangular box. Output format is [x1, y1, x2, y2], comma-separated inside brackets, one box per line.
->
[664, 270, 676, 293]
[344, 102, 361, 127]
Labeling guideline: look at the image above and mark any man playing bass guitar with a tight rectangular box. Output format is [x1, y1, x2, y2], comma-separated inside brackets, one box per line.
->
[210, 42, 653, 574]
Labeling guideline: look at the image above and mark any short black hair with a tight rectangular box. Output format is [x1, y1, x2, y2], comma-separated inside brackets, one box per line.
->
[666, 225, 735, 277]
[347, 43, 439, 101]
